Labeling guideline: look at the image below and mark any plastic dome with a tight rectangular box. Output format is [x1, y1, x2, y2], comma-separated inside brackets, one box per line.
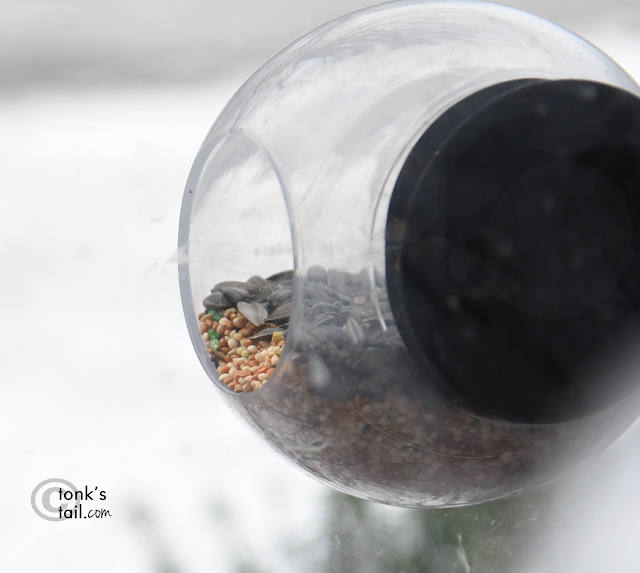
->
[179, 0, 640, 507]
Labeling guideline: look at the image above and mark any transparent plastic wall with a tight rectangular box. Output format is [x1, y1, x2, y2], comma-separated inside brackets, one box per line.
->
[179, 0, 640, 507]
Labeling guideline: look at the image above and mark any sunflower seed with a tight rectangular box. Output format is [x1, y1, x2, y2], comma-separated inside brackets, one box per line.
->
[310, 301, 341, 319]
[221, 286, 251, 305]
[330, 289, 352, 305]
[250, 327, 286, 342]
[308, 325, 350, 346]
[211, 280, 247, 293]
[246, 275, 273, 295]
[203, 291, 232, 311]
[238, 301, 268, 326]
[313, 313, 339, 328]
[307, 282, 334, 296]
[307, 265, 328, 284]
[265, 303, 292, 325]
[268, 288, 293, 308]
[328, 269, 349, 292]
[248, 292, 269, 304]
[308, 290, 329, 304]
[266, 270, 294, 282]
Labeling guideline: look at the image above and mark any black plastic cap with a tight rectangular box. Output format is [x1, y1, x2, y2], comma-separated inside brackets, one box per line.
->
[386, 79, 640, 423]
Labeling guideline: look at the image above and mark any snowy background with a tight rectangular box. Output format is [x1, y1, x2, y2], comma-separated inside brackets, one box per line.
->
[2, 1, 640, 572]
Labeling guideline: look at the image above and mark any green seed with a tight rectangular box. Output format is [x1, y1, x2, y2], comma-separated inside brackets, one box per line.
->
[207, 310, 215, 315]
[212, 311, 222, 321]
[209, 329, 220, 340]
[209, 339, 220, 351]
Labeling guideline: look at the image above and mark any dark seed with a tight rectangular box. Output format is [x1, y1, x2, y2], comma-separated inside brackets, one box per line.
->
[221, 286, 251, 305]
[307, 282, 334, 296]
[308, 290, 329, 304]
[310, 301, 340, 319]
[341, 306, 366, 320]
[313, 313, 339, 328]
[331, 289, 352, 305]
[203, 291, 232, 311]
[211, 280, 247, 293]
[248, 292, 269, 304]
[366, 330, 388, 346]
[265, 303, 292, 325]
[328, 269, 350, 292]
[361, 307, 381, 321]
[266, 270, 294, 282]
[308, 325, 351, 346]
[268, 288, 293, 308]
[251, 327, 286, 342]
[350, 269, 371, 291]
[246, 275, 273, 295]
[307, 265, 328, 284]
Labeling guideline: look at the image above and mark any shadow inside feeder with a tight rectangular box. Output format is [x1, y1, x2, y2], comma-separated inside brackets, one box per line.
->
[386, 79, 640, 424]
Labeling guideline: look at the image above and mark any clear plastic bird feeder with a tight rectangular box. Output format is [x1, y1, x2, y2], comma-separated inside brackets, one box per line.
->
[179, 0, 640, 507]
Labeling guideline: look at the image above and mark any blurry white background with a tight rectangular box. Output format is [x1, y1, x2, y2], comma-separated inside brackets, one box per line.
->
[2, 1, 640, 572]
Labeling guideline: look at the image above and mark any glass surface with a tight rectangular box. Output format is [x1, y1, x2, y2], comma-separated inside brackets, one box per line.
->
[179, 0, 640, 506]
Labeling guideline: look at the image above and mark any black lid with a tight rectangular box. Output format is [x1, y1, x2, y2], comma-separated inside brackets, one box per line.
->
[386, 78, 640, 423]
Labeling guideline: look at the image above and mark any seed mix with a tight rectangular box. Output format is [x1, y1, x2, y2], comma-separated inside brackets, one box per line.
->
[196, 265, 628, 505]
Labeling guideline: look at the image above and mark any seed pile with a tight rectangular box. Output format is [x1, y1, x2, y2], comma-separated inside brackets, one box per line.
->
[294, 265, 404, 402]
[199, 272, 293, 392]
[197, 265, 611, 505]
